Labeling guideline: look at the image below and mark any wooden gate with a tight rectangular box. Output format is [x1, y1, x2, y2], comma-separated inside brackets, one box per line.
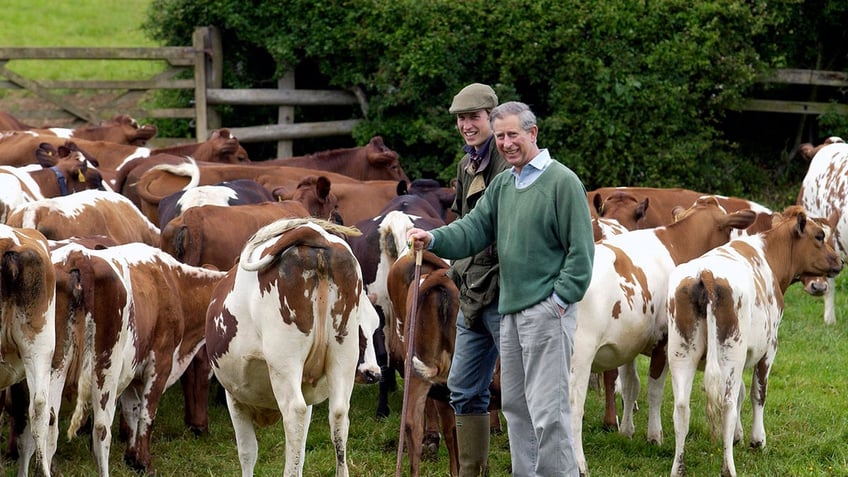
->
[0, 27, 365, 156]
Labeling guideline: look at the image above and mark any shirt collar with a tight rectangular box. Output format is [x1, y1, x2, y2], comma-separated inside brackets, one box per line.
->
[513, 148, 552, 174]
[463, 136, 494, 173]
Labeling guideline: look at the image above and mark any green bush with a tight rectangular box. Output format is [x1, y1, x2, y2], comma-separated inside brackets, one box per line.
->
[143, 0, 846, 198]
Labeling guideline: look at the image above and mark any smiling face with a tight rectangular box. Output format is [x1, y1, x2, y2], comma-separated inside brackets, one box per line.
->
[493, 113, 539, 173]
[456, 109, 493, 149]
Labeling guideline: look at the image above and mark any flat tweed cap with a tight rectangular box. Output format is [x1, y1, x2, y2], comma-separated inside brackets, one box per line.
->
[449, 83, 498, 114]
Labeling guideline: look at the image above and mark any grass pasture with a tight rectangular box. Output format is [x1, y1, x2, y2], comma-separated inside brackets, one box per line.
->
[2, 273, 846, 476]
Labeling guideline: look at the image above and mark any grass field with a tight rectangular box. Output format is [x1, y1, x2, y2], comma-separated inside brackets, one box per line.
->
[2, 274, 846, 476]
[2, 3, 847, 476]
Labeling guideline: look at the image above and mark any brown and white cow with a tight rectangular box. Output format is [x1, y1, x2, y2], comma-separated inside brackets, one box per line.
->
[666, 206, 842, 477]
[588, 186, 774, 235]
[55, 242, 226, 475]
[0, 142, 106, 223]
[570, 196, 757, 476]
[387, 250, 459, 477]
[797, 136, 848, 324]
[0, 225, 55, 477]
[206, 218, 381, 476]
[156, 178, 275, 228]
[5, 190, 161, 247]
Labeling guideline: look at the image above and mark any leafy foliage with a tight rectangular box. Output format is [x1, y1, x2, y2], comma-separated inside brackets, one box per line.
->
[143, 0, 848, 197]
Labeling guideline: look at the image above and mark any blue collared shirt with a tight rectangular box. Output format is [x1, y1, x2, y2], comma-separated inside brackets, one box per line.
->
[510, 148, 552, 189]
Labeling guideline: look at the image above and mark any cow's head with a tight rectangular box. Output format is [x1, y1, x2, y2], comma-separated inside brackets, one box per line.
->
[592, 190, 651, 231]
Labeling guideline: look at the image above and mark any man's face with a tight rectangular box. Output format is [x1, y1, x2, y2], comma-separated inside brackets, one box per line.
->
[494, 114, 538, 170]
[456, 110, 492, 148]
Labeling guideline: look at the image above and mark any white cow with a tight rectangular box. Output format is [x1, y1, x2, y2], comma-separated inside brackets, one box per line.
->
[666, 206, 842, 477]
[571, 196, 757, 476]
[206, 218, 380, 477]
[797, 136, 848, 323]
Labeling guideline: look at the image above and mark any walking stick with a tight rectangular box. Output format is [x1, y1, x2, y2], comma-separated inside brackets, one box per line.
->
[395, 240, 424, 477]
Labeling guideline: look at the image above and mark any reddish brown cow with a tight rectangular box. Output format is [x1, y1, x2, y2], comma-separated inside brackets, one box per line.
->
[160, 201, 310, 270]
[0, 113, 157, 146]
[272, 135, 408, 182]
[387, 251, 459, 477]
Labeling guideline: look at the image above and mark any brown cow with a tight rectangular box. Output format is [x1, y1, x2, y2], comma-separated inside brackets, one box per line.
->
[387, 251, 460, 477]
[160, 201, 310, 270]
[272, 135, 408, 182]
[0, 113, 157, 146]
[5, 190, 160, 247]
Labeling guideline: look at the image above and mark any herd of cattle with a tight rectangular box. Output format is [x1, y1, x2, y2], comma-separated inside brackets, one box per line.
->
[0, 112, 845, 476]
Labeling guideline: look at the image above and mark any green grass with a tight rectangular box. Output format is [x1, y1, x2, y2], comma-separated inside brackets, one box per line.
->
[3, 275, 846, 476]
[0, 0, 163, 82]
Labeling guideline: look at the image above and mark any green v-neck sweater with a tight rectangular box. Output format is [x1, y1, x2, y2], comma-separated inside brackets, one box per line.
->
[430, 160, 595, 315]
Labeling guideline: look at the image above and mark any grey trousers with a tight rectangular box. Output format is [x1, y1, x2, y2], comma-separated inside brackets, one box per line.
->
[500, 295, 579, 477]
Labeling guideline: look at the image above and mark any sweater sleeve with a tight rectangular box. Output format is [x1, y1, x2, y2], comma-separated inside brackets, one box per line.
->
[553, 172, 595, 304]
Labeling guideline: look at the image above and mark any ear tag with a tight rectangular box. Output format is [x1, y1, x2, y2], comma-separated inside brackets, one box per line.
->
[78, 171, 86, 182]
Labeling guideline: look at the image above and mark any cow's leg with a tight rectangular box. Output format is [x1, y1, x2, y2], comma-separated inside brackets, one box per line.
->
[668, 308, 707, 477]
[602, 369, 619, 431]
[646, 341, 668, 445]
[180, 345, 211, 435]
[268, 369, 310, 477]
[568, 342, 598, 477]
[20, 344, 54, 477]
[422, 398, 441, 461]
[823, 277, 837, 324]
[225, 393, 259, 477]
[712, 346, 746, 477]
[404, 378, 431, 477]
[326, 361, 355, 477]
[6, 382, 27, 461]
[748, 356, 771, 450]
[433, 398, 458, 477]
[618, 360, 640, 439]
[124, 369, 171, 475]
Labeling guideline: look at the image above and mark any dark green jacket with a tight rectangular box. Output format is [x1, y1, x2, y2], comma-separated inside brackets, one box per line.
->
[449, 136, 510, 325]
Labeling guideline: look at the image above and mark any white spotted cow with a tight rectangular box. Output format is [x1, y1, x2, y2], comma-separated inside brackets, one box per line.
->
[0, 225, 55, 477]
[571, 196, 757, 476]
[206, 218, 380, 477]
[666, 206, 842, 477]
[56, 242, 227, 476]
[797, 136, 848, 323]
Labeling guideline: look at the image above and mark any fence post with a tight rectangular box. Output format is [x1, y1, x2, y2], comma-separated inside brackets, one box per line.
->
[192, 28, 209, 142]
[277, 71, 295, 158]
[206, 27, 223, 131]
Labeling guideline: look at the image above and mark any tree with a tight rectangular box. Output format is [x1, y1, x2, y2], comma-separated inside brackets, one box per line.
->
[143, 0, 847, 202]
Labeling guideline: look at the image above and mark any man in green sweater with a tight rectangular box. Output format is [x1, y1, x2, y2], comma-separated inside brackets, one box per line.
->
[407, 101, 594, 476]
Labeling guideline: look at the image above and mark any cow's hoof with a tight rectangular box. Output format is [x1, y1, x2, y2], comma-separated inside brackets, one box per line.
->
[422, 432, 440, 461]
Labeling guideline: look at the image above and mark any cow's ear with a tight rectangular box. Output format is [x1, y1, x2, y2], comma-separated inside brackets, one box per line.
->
[794, 211, 808, 236]
[397, 181, 409, 196]
[637, 198, 650, 220]
[592, 193, 603, 215]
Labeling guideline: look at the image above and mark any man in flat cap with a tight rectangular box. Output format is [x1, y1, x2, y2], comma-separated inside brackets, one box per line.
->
[446, 82, 509, 477]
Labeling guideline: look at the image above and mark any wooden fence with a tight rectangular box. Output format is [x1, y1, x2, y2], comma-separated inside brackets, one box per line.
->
[0, 27, 364, 156]
[1, 26, 844, 154]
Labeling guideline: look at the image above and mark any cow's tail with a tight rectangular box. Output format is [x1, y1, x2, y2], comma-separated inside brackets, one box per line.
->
[240, 218, 360, 271]
[700, 270, 724, 441]
[66, 310, 96, 441]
